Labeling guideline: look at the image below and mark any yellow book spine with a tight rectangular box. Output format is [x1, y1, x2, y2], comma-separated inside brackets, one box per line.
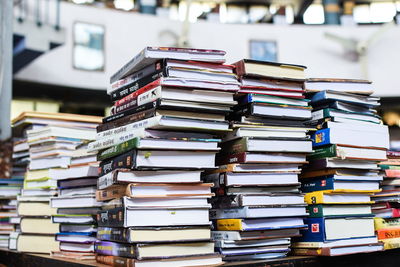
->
[216, 219, 243, 231]
[374, 217, 400, 230]
[382, 238, 400, 250]
[304, 191, 324, 204]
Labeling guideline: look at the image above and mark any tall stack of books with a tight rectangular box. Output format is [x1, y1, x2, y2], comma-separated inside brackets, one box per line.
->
[11, 112, 101, 254]
[50, 146, 101, 260]
[372, 151, 400, 249]
[206, 59, 313, 262]
[91, 47, 242, 266]
[292, 79, 389, 256]
[0, 140, 21, 248]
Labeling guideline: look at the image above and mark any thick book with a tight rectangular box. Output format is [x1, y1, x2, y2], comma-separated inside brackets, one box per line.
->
[304, 78, 373, 95]
[216, 217, 306, 231]
[374, 217, 400, 230]
[312, 127, 389, 149]
[292, 236, 378, 249]
[377, 228, 400, 240]
[304, 191, 373, 204]
[306, 158, 379, 170]
[311, 108, 380, 124]
[307, 144, 387, 161]
[17, 234, 60, 254]
[216, 152, 307, 166]
[110, 47, 226, 83]
[307, 204, 372, 218]
[299, 217, 375, 242]
[97, 226, 210, 243]
[234, 102, 311, 120]
[95, 240, 214, 259]
[210, 206, 307, 219]
[381, 238, 400, 250]
[300, 176, 380, 193]
[211, 228, 301, 241]
[220, 137, 313, 154]
[234, 59, 306, 81]
[311, 90, 379, 107]
[292, 243, 383, 256]
[99, 150, 216, 176]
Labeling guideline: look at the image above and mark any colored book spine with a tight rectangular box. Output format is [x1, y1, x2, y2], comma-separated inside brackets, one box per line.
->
[99, 150, 137, 176]
[374, 217, 400, 230]
[307, 145, 337, 160]
[301, 177, 335, 193]
[97, 207, 125, 227]
[299, 217, 326, 242]
[96, 185, 127, 201]
[95, 240, 136, 258]
[381, 238, 400, 250]
[306, 205, 325, 218]
[377, 228, 400, 240]
[311, 128, 331, 148]
[97, 138, 139, 161]
[97, 227, 131, 243]
[216, 219, 243, 231]
[100, 104, 157, 127]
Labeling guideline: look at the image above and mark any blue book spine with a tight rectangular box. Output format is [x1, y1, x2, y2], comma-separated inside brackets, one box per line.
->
[301, 176, 335, 193]
[238, 94, 253, 105]
[310, 91, 328, 104]
[312, 128, 331, 148]
[298, 217, 327, 242]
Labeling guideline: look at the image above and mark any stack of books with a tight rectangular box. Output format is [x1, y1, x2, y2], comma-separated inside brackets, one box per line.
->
[91, 47, 242, 266]
[0, 140, 21, 248]
[206, 59, 313, 262]
[292, 79, 389, 256]
[372, 151, 400, 249]
[49, 146, 101, 260]
[11, 111, 101, 254]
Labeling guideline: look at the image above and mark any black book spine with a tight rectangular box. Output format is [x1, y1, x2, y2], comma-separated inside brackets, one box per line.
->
[97, 207, 125, 227]
[110, 69, 165, 102]
[95, 240, 137, 258]
[97, 227, 131, 243]
[99, 150, 137, 176]
[102, 100, 161, 124]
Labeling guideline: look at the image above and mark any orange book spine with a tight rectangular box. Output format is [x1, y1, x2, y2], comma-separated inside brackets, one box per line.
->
[377, 228, 400, 240]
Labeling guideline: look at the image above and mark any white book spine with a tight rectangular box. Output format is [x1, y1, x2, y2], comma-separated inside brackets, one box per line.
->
[88, 129, 145, 152]
[311, 109, 324, 121]
[97, 172, 114, 190]
[211, 231, 241, 241]
[210, 208, 247, 220]
[112, 86, 161, 114]
[95, 116, 162, 140]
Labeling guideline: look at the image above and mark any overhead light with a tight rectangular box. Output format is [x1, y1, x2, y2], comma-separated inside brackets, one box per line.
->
[72, 0, 94, 4]
[114, 0, 135, 11]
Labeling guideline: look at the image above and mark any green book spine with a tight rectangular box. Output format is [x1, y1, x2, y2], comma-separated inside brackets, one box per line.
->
[380, 165, 400, 170]
[97, 138, 139, 161]
[306, 204, 324, 217]
[307, 144, 337, 160]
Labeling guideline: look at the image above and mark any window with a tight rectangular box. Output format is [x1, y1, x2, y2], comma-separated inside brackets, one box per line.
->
[249, 40, 278, 62]
[303, 4, 325, 24]
[73, 22, 105, 71]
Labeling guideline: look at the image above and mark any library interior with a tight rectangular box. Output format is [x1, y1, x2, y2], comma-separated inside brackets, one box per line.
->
[1, 0, 400, 266]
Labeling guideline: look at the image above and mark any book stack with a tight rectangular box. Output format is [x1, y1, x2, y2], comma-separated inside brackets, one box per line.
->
[292, 79, 389, 256]
[206, 59, 313, 262]
[11, 111, 101, 254]
[49, 147, 101, 260]
[371, 151, 400, 249]
[91, 47, 241, 266]
[0, 140, 22, 248]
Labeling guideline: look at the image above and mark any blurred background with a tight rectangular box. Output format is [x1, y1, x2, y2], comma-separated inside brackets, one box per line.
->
[2, 0, 400, 143]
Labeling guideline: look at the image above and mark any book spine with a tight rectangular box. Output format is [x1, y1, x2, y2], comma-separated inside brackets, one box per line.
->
[291, 242, 323, 248]
[96, 255, 114, 266]
[306, 205, 325, 218]
[95, 240, 136, 258]
[108, 60, 161, 94]
[310, 109, 326, 121]
[312, 128, 331, 148]
[292, 248, 323, 256]
[97, 138, 139, 161]
[97, 207, 125, 227]
[385, 169, 400, 178]
[377, 228, 400, 240]
[100, 106, 157, 130]
[215, 152, 246, 166]
[102, 100, 160, 124]
[96, 185, 127, 201]
[307, 145, 337, 160]
[301, 177, 334, 193]
[97, 227, 131, 243]
[382, 238, 400, 250]
[216, 219, 243, 231]
[211, 231, 240, 241]
[98, 172, 116, 190]
[96, 116, 162, 140]
[110, 48, 146, 83]
[304, 192, 324, 205]
[99, 150, 137, 176]
[298, 217, 326, 242]
[112, 85, 161, 115]
[219, 138, 248, 155]
[210, 208, 246, 220]
[374, 217, 400, 230]
[88, 128, 145, 152]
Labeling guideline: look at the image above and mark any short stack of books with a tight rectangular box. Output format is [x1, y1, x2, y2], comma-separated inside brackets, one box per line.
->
[371, 151, 400, 249]
[50, 147, 101, 260]
[92, 47, 242, 266]
[206, 59, 313, 262]
[11, 111, 101, 254]
[292, 80, 389, 256]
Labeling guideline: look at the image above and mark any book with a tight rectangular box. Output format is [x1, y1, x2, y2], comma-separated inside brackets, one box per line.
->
[304, 78, 373, 95]
[17, 234, 60, 253]
[304, 191, 373, 204]
[17, 201, 57, 216]
[374, 217, 400, 230]
[312, 127, 389, 149]
[381, 238, 400, 250]
[306, 204, 372, 218]
[110, 47, 226, 83]
[299, 217, 375, 242]
[234, 59, 306, 81]
[301, 176, 380, 193]
[292, 236, 378, 248]
[97, 226, 211, 243]
[240, 94, 309, 106]
[210, 206, 308, 219]
[307, 144, 387, 161]
[211, 228, 301, 241]
[306, 158, 379, 170]
[311, 90, 379, 107]
[234, 102, 311, 120]
[216, 217, 306, 231]
[204, 172, 300, 187]
[377, 228, 400, 240]
[95, 240, 215, 259]
[311, 108, 380, 124]
[292, 243, 383, 256]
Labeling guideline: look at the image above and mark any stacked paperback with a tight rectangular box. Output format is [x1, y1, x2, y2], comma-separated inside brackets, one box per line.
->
[207, 60, 313, 261]
[11, 111, 101, 254]
[293, 80, 389, 256]
[372, 151, 400, 249]
[91, 47, 242, 266]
